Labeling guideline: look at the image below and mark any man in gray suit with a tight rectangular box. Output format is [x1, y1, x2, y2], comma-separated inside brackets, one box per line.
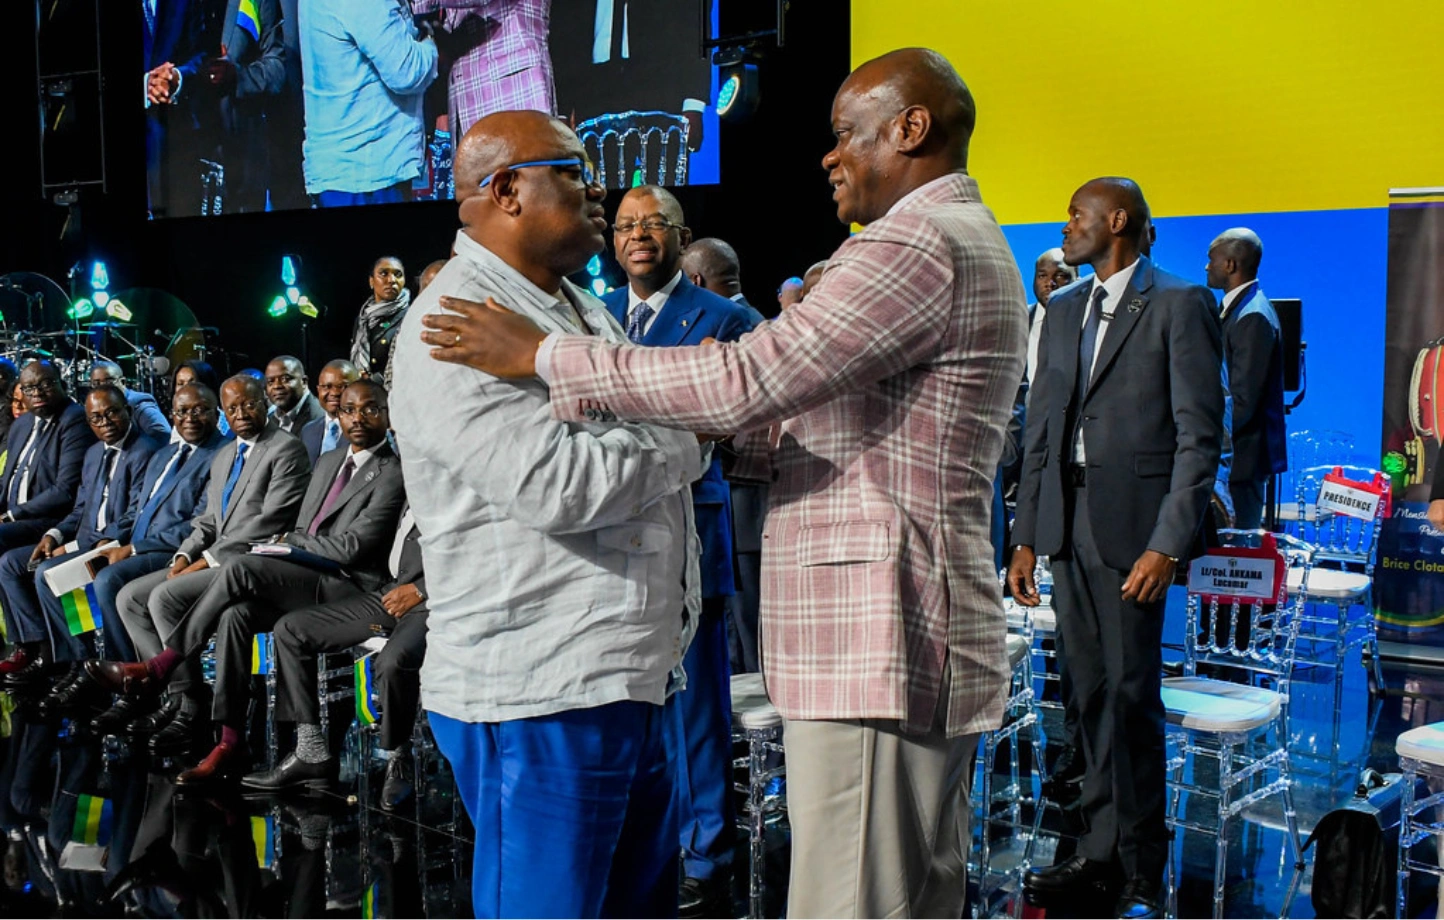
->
[166, 378, 405, 784]
[1010, 177, 1224, 918]
[83, 375, 311, 753]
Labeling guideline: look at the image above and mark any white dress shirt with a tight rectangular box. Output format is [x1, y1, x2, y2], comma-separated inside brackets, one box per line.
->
[390, 229, 704, 725]
[1026, 301, 1046, 385]
[626, 271, 683, 339]
[271, 390, 315, 432]
[1074, 259, 1140, 463]
[1219, 280, 1256, 321]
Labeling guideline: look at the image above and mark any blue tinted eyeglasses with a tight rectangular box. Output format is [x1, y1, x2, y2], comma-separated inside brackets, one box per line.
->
[479, 158, 598, 189]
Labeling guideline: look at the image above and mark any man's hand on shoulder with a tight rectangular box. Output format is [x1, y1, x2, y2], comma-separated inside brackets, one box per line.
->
[421, 296, 546, 379]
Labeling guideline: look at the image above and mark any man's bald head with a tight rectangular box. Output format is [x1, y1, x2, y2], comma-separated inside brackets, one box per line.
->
[455, 110, 608, 292]
[680, 238, 742, 298]
[621, 185, 684, 225]
[825, 48, 976, 225]
[1032, 248, 1077, 306]
[1205, 227, 1264, 290]
[1061, 177, 1152, 271]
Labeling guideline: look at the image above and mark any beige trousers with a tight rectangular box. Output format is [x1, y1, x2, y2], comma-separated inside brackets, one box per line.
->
[783, 715, 980, 918]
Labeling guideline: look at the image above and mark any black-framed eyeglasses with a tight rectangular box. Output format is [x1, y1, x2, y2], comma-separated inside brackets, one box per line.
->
[20, 380, 60, 396]
[613, 218, 681, 236]
[86, 408, 129, 425]
[479, 157, 598, 189]
[338, 404, 385, 420]
[173, 406, 214, 420]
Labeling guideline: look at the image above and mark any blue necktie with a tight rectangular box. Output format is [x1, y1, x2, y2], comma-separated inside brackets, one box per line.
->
[625, 303, 654, 344]
[133, 444, 191, 542]
[94, 447, 120, 531]
[321, 419, 341, 454]
[220, 442, 249, 518]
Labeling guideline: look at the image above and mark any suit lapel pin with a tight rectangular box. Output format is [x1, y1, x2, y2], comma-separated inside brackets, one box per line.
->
[681, 319, 689, 327]
[1127, 299, 1143, 313]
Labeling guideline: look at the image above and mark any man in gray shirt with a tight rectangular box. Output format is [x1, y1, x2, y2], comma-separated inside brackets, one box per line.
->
[390, 110, 703, 918]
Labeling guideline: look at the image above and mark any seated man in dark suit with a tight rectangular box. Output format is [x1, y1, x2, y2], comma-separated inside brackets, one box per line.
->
[133, 379, 405, 779]
[264, 355, 324, 436]
[605, 185, 757, 909]
[80, 375, 311, 752]
[0, 361, 97, 676]
[298, 359, 361, 465]
[0, 385, 164, 687]
[89, 360, 172, 442]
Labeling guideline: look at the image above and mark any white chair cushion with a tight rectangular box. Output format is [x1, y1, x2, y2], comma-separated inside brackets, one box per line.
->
[1005, 602, 1056, 634]
[1286, 567, 1370, 601]
[1397, 723, 1444, 766]
[1006, 633, 1028, 669]
[730, 673, 782, 731]
[359, 636, 388, 653]
[1161, 677, 1282, 733]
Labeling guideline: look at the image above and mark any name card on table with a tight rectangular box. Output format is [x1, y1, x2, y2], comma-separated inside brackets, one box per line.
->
[1316, 468, 1389, 522]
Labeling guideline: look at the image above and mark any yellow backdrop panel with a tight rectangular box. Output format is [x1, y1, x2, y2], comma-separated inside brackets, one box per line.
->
[851, 1, 1444, 224]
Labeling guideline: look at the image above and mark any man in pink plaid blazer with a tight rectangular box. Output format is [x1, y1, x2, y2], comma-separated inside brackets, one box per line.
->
[412, 0, 554, 139]
[417, 49, 1027, 917]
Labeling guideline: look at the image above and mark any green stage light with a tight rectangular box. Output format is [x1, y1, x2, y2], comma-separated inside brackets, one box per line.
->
[267, 295, 288, 318]
[68, 298, 94, 320]
[106, 300, 132, 322]
[298, 298, 319, 319]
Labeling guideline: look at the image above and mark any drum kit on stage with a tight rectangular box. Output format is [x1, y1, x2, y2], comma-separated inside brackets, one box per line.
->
[0, 271, 210, 398]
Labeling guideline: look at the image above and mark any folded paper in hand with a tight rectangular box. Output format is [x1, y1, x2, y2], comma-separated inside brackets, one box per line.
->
[42, 547, 111, 596]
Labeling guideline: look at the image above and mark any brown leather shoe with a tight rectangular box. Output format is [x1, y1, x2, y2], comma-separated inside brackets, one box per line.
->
[175, 743, 245, 786]
[83, 659, 157, 696]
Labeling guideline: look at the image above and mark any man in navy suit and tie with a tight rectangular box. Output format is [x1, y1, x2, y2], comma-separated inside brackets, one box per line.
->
[0, 386, 163, 686]
[0, 361, 95, 677]
[605, 185, 757, 912]
[78, 384, 229, 729]
[299, 360, 361, 466]
[1205, 228, 1287, 528]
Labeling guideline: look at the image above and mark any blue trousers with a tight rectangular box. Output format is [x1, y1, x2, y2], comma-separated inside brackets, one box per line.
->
[314, 183, 410, 209]
[429, 701, 678, 919]
[668, 598, 736, 880]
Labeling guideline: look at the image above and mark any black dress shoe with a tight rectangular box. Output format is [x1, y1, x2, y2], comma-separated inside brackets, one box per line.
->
[380, 754, 415, 812]
[91, 695, 150, 734]
[1114, 876, 1162, 919]
[149, 705, 205, 754]
[44, 668, 110, 711]
[679, 874, 731, 918]
[1024, 855, 1119, 898]
[83, 658, 158, 696]
[241, 753, 337, 792]
[125, 695, 181, 735]
[0, 650, 53, 686]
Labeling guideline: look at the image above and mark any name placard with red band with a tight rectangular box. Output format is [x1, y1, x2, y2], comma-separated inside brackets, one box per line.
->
[1317, 468, 1390, 521]
[1186, 537, 1286, 605]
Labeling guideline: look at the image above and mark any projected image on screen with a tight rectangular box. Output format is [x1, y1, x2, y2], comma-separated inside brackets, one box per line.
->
[142, 0, 720, 219]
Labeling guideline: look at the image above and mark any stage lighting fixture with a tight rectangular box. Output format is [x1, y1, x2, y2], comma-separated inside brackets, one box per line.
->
[281, 255, 298, 286]
[68, 298, 94, 320]
[715, 59, 761, 123]
[268, 295, 288, 318]
[590, 278, 608, 297]
[105, 300, 132, 322]
[587, 255, 603, 277]
[90, 261, 108, 291]
[298, 297, 319, 319]
[92, 290, 110, 309]
[285, 285, 301, 305]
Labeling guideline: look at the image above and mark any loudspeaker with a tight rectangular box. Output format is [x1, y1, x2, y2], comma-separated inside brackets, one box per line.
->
[1273, 298, 1303, 392]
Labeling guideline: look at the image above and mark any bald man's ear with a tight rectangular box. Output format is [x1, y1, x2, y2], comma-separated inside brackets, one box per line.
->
[486, 170, 524, 217]
[895, 105, 933, 154]
[1108, 208, 1130, 237]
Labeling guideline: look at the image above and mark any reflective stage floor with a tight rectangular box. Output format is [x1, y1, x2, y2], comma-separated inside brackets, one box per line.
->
[0, 613, 1432, 919]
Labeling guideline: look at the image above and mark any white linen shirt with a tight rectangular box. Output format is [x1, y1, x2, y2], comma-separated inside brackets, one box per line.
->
[390, 229, 705, 724]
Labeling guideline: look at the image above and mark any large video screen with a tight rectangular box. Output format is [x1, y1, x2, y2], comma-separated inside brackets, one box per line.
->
[142, 0, 720, 218]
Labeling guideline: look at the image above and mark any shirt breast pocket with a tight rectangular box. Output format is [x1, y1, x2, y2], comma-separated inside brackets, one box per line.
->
[595, 522, 673, 618]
